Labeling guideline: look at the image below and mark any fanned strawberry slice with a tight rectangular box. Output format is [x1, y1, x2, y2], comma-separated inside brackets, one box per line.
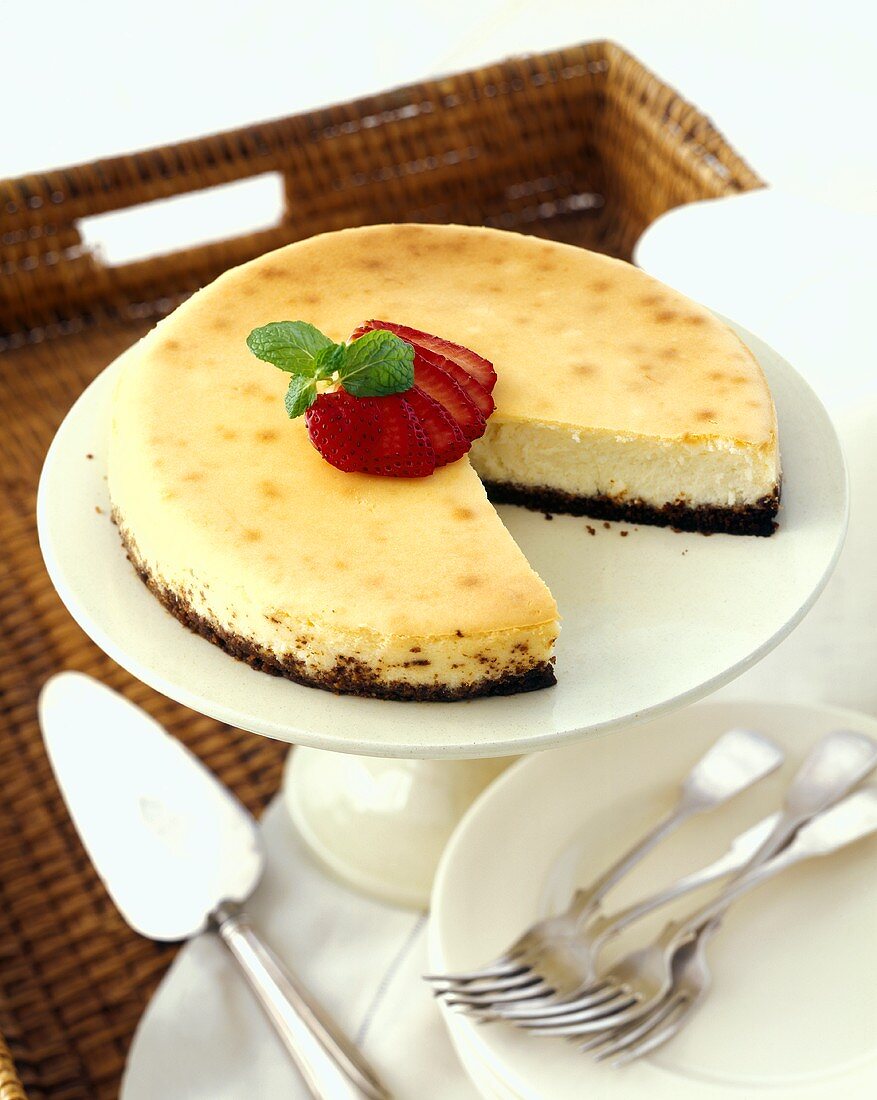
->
[305, 390, 435, 477]
[416, 344, 495, 420]
[405, 385, 469, 466]
[355, 319, 497, 394]
[410, 353, 486, 443]
[351, 320, 495, 420]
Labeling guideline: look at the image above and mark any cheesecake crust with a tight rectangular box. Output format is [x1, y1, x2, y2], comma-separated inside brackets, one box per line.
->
[483, 482, 780, 537]
[116, 519, 556, 702]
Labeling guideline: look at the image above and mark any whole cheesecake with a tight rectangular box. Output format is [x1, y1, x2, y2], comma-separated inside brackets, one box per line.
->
[109, 224, 780, 700]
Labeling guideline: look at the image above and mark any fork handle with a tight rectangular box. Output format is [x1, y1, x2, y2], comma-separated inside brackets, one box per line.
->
[212, 903, 388, 1100]
[571, 804, 694, 915]
[663, 805, 811, 940]
[590, 812, 782, 945]
[672, 845, 803, 940]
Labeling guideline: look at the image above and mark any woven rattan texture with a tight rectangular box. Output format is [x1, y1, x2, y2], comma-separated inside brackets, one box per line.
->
[0, 41, 760, 348]
[0, 41, 761, 1099]
[1, 323, 287, 1100]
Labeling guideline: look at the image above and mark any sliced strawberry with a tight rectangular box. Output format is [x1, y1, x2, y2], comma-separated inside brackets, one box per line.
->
[351, 320, 496, 420]
[405, 386, 469, 466]
[411, 352, 486, 443]
[416, 344, 494, 420]
[355, 319, 497, 394]
[305, 390, 435, 477]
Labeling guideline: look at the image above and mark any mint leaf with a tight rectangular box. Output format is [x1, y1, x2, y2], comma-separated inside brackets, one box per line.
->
[340, 330, 414, 397]
[247, 320, 414, 415]
[247, 321, 334, 374]
[284, 374, 317, 418]
[313, 342, 346, 381]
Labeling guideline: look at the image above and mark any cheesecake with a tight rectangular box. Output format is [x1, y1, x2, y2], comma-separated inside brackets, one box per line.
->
[108, 224, 780, 701]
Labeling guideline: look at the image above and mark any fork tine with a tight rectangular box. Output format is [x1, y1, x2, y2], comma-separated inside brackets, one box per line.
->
[520, 995, 648, 1037]
[509, 982, 631, 1025]
[507, 985, 625, 1025]
[438, 973, 541, 1000]
[442, 979, 555, 1008]
[578, 1027, 620, 1053]
[592, 996, 683, 1061]
[493, 980, 614, 1019]
[517, 991, 638, 1032]
[468, 990, 565, 1019]
[610, 998, 690, 1066]
[433, 970, 540, 996]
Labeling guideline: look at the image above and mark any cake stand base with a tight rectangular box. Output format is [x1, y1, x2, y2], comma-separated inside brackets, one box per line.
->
[282, 748, 513, 909]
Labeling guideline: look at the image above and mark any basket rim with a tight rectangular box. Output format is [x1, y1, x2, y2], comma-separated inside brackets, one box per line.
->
[0, 38, 763, 353]
[0, 40, 760, 219]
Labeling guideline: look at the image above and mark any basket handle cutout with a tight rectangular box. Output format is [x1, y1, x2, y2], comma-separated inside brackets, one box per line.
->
[76, 172, 285, 268]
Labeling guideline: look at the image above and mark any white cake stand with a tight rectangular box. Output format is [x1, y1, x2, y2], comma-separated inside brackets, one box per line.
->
[37, 321, 847, 907]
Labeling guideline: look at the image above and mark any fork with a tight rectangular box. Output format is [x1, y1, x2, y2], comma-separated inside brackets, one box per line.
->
[428, 728, 783, 997]
[578, 920, 718, 1064]
[514, 732, 877, 1037]
[446, 727, 877, 1026]
[438, 810, 780, 1015]
[577, 785, 877, 1063]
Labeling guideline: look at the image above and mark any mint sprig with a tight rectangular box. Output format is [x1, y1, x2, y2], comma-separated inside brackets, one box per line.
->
[338, 330, 415, 397]
[283, 374, 318, 418]
[246, 321, 333, 375]
[246, 320, 414, 418]
[312, 342, 346, 379]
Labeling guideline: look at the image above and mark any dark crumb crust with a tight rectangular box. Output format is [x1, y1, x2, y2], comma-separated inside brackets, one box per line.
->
[115, 519, 556, 702]
[483, 482, 780, 537]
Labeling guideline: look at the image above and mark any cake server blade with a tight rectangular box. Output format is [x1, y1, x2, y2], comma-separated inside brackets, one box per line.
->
[40, 671, 262, 940]
[39, 671, 388, 1100]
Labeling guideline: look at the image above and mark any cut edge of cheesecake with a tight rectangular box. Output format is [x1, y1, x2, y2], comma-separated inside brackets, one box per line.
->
[468, 409, 780, 538]
[114, 512, 558, 702]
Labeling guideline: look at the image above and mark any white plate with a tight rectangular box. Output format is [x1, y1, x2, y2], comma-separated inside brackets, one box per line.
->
[449, 1017, 521, 1099]
[37, 324, 846, 758]
[429, 701, 877, 1099]
[453, 1045, 517, 1100]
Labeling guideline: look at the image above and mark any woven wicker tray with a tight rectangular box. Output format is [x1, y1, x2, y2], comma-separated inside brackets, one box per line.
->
[0, 40, 761, 1099]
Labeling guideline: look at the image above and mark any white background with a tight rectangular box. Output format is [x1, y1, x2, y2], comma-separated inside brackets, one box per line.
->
[3, 0, 875, 205]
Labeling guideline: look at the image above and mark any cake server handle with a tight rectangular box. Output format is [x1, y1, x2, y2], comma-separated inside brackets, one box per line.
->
[212, 903, 389, 1100]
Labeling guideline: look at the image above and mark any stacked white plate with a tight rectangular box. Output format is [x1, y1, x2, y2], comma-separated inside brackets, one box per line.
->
[429, 701, 877, 1099]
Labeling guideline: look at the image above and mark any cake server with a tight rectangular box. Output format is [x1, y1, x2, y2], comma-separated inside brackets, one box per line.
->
[39, 672, 388, 1100]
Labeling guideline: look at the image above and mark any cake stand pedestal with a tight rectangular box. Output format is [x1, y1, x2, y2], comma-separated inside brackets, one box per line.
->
[37, 325, 848, 912]
[284, 750, 512, 907]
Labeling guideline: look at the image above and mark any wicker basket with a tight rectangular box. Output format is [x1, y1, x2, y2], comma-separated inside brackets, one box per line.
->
[0, 40, 762, 1099]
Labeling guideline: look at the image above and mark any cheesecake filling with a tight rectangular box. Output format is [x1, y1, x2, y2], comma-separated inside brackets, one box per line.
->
[471, 419, 780, 511]
[116, 516, 557, 698]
